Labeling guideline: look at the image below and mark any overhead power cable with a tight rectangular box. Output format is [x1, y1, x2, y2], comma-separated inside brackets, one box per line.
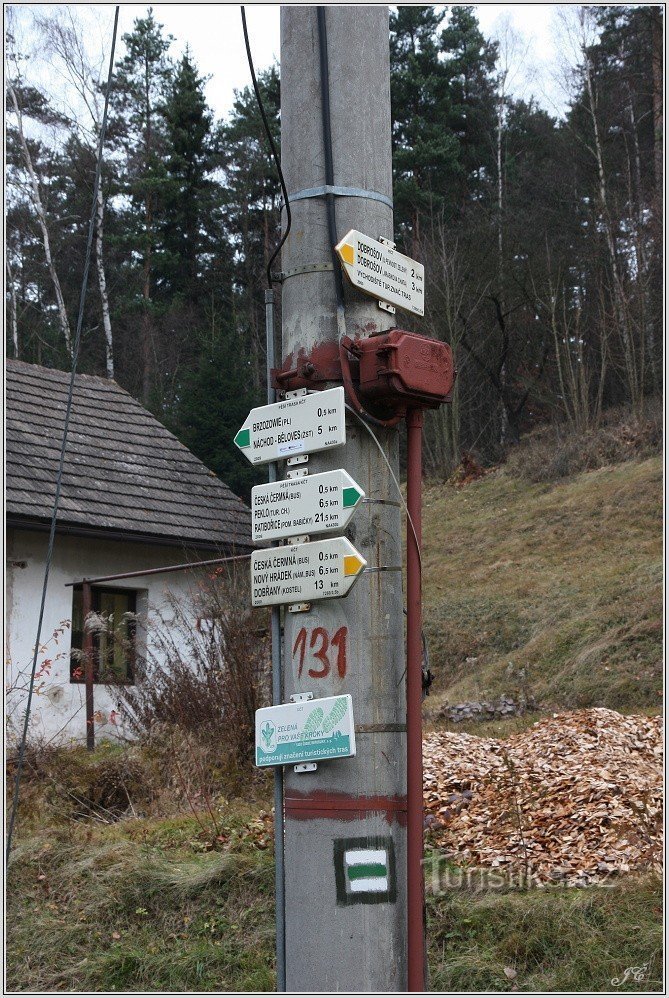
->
[240, 6, 291, 289]
[6, 6, 120, 864]
[316, 5, 346, 310]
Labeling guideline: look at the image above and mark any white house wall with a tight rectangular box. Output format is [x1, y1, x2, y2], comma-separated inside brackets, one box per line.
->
[5, 528, 221, 746]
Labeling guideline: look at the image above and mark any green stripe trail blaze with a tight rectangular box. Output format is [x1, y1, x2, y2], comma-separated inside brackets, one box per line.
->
[348, 863, 387, 880]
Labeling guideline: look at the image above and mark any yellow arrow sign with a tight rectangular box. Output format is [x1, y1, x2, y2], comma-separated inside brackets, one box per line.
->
[335, 228, 425, 317]
[344, 554, 365, 578]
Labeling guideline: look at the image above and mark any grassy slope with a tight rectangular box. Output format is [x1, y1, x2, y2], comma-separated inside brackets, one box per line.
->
[421, 456, 662, 719]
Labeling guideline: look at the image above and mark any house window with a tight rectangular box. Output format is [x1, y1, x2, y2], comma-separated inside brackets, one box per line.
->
[70, 586, 138, 684]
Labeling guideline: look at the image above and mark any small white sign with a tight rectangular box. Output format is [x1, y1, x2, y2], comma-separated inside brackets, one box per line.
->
[335, 229, 425, 316]
[255, 694, 356, 767]
[251, 470, 365, 543]
[251, 537, 366, 607]
[234, 387, 346, 466]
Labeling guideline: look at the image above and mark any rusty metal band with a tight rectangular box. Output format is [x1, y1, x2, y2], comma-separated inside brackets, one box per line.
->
[286, 184, 393, 209]
[361, 498, 402, 508]
[271, 262, 334, 283]
[355, 723, 406, 733]
[363, 566, 403, 573]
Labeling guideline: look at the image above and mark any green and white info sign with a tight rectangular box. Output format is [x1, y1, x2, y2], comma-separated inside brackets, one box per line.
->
[255, 695, 356, 767]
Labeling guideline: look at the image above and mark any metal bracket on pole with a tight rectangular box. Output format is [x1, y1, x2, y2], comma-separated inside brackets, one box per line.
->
[378, 300, 396, 314]
[285, 388, 308, 399]
[289, 692, 314, 703]
[288, 602, 311, 614]
[294, 762, 318, 774]
[379, 236, 396, 249]
[287, 454, 309, 480]
[286, 535, 310, 545]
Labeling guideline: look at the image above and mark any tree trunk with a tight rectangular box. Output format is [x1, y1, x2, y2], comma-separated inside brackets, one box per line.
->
[95, 186, 114, 379]
[651, 7, 663, 218]
[6, 256, 19, 358]
[7, 80, 72, 358]
[583, 38, 637, 403]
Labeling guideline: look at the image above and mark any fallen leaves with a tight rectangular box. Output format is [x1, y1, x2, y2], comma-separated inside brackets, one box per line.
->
[423, 708, 663, 886]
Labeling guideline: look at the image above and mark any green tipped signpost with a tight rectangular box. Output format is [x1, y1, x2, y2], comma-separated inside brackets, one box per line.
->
[251, 470, 365, 542]
[234, 386, 345, 466]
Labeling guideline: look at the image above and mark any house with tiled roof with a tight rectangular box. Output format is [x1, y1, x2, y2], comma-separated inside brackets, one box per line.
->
[5, 359, 253, 744]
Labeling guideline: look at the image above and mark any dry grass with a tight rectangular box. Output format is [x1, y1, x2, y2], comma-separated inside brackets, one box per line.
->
[422, 455, 662, 721]
[505, 402, 662, 483]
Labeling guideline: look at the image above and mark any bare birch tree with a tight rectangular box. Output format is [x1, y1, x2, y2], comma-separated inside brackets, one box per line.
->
[6, 15, 73, 359]
[35, 7, 115, 378]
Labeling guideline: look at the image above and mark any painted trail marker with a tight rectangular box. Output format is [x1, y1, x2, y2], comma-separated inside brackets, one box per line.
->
[234, 386, 345, 465]
[335, 228, 425, 317]
[251, 469, 365, 542]
[251, 537, 366, 607]
[255, 694, 356, 767]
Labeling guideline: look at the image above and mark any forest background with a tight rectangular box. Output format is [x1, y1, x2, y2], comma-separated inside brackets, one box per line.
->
[5, 4, 663, 500]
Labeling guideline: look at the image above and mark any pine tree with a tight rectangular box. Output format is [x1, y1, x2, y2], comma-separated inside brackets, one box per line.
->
[218, 66, 282, 393]
[159, 50, 219, 303]
[110, 9, 173, 403]
[390, 6, 459, 245]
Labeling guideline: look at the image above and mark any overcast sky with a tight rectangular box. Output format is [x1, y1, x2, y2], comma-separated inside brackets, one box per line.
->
[9, 4, 577, 122]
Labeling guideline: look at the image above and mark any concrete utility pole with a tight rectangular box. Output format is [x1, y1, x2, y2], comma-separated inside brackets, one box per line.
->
[280, 7, 407, 991]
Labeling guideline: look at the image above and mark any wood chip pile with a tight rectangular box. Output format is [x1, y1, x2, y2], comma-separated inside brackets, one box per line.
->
[423, 708, 663, 886]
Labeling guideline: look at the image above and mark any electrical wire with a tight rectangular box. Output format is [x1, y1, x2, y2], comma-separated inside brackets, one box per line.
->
[5, 7, 120, 864]
[344, 402, 422, 572]
[316, 6, 346, 310]
[240, 6, 291, 289]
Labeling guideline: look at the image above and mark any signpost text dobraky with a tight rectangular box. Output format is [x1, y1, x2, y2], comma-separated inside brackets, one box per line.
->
[251, 538, 366, 608]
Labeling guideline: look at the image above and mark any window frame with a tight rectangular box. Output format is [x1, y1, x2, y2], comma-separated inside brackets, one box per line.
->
[70, 585, 138, 686]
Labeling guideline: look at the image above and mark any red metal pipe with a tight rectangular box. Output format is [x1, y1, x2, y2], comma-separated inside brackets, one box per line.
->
[406, 408, 425, 991]
[82, 580, 95, 752]
[64, 552, 253, 588]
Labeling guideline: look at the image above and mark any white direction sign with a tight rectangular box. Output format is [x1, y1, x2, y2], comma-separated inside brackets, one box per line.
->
[251, 470, 365, 543]
[251, 537, 366, 607]
[256, 694, 356, 767]
[335, 229, 425, 316]
[234, 386, 345, 466]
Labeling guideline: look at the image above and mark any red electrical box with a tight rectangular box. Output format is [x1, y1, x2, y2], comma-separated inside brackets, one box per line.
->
[353, 329, 455, 409]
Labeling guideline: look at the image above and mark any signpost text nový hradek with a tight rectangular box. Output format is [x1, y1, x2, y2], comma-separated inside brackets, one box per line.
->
[251, 538, 366, 607]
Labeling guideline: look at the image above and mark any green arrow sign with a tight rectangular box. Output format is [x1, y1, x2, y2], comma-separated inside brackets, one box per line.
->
[234, 386, 345, 465]
[251, 470, 365, 543]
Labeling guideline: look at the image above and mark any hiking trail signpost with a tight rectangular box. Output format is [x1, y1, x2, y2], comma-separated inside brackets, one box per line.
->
[251, 537, 366, 608]
[234, 386, 345, 465]
[251, 470, 365, 542]
[335, 228, 425, 317]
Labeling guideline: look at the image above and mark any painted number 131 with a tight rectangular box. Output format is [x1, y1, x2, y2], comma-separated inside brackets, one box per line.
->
[293, 626, 348, 679]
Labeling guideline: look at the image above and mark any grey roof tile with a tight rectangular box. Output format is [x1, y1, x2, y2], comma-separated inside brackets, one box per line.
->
[6, 359, 252, 551]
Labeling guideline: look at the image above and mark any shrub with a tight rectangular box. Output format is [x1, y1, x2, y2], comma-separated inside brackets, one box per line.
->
[111, 565, 269, 768]
[506, 400, 662, 483]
